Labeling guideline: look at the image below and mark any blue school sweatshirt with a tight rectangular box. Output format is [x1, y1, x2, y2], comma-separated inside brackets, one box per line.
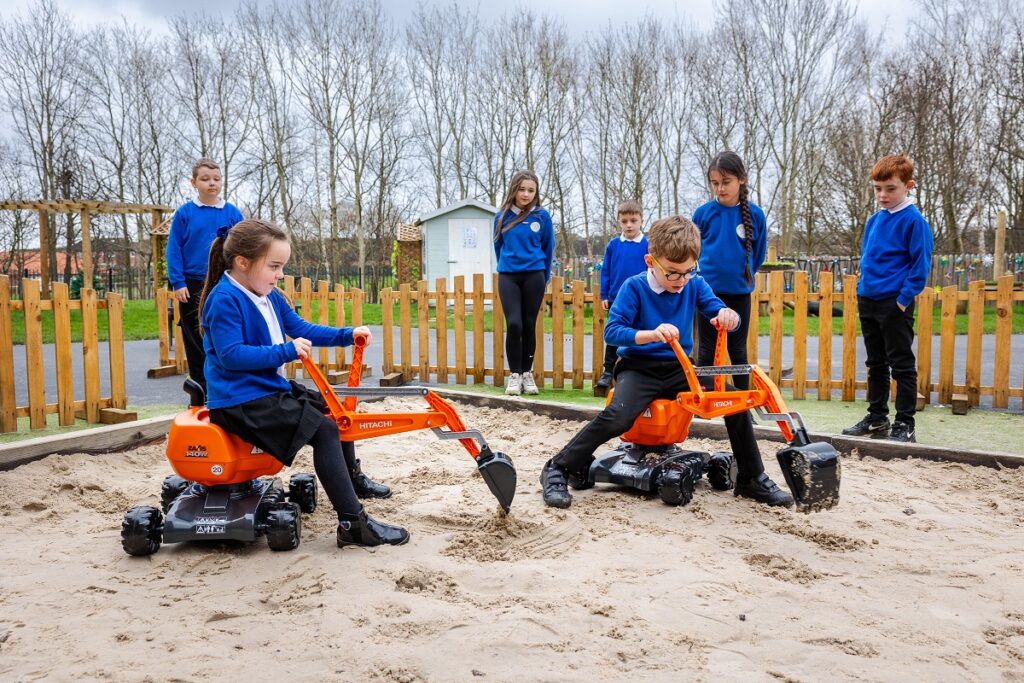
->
[857, 203, 933, 307]
[605, 271, 725, 361]
[600, 235, 649, 301]
[201, 274, 354, 409]
[692, 199, 768, 295]
[166, 199, 245, 290]
[493, 206, 555, 281]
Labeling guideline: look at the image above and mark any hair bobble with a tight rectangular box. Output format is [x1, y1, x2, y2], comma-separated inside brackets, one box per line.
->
[216, 225, 231, 240]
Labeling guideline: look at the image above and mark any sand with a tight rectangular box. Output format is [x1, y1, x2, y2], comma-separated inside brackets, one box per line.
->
[1, 400, 1023, 682]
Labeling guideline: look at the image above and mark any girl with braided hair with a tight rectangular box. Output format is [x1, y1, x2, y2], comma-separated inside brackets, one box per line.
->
[691, 152, 768, 389]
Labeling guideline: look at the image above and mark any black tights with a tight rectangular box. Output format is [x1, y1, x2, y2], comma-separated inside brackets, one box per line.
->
[498, 270, 546, 374]
[308, 418, 360, 517]
[696, 293, 752, 390]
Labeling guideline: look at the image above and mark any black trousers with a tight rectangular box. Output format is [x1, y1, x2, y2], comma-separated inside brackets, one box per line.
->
[552, 356, 765, 480]
[498, 270, 546, 374]
[858, 295, 918, 426]
[696, 292, 752, 390]
[602, 343, 619, 374]
[178, 279, 207, 390]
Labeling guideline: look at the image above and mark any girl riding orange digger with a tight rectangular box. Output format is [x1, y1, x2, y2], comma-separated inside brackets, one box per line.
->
[199, 217, 407, 548]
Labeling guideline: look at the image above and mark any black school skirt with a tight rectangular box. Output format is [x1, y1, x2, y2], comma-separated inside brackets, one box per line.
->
[209, 380, 329, 467]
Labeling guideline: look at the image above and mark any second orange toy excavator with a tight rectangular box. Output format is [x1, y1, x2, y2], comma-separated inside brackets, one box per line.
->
[300, 333, 517, 513]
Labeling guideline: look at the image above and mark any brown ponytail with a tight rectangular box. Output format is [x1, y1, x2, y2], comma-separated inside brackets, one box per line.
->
[738, 183, 754, 286]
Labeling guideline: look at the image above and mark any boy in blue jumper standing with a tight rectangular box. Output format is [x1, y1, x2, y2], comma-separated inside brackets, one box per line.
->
[541, 216, 793, 509]
[595, 199, 649, 393]
[843, 154, 933, 443]
[166, 158, 244, 392]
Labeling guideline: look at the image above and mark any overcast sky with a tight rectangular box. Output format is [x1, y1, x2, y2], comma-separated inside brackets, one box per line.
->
[3, 0, 917, 38]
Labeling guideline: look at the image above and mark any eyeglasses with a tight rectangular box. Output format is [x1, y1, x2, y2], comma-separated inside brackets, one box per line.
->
[651, 257, 699, 282]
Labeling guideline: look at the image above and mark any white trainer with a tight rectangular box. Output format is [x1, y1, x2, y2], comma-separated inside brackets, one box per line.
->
[505, 373, 522, 396]
[521, 371, 539, 395]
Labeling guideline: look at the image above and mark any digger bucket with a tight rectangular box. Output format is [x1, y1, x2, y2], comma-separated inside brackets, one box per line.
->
[776, 441, 841, 512]
[475, 446, 516, 513]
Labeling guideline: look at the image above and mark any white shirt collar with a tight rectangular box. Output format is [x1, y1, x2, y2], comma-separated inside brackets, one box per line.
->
[510, 205, 522, 215]
[887, 196, 914, 214]
[620, 232, 644, 243]
[193, 197, 226, 209]
[226, 272, 269, 307]
[646, 268, 677, 295]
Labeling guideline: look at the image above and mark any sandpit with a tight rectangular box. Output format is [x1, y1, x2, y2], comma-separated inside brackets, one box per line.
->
[1, 400, 1022, 682]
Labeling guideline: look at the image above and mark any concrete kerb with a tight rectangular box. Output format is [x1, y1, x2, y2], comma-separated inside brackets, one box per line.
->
[3, 390, 1021, 472]
[431, 388, 1024, 470]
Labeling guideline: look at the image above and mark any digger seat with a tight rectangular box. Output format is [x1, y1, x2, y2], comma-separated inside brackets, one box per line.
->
[617, 396, 694, 447]
[165, 407, 284, 487]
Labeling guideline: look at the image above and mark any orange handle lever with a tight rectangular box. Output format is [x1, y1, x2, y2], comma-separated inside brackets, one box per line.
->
[345, 332, 368, 410]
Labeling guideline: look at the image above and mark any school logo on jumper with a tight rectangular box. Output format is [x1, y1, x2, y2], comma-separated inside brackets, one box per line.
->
[530, 221, 541, 232]
[736, 224, 746, 239]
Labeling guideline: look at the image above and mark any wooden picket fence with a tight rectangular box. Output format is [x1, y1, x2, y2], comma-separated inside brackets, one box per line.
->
[383, 271, 1024, 411]
[150, 276, 367, 380]
[0, 276, 133, 433]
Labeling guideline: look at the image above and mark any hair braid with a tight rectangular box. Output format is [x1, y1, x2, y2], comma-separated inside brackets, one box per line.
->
[739, 183, 754, 286]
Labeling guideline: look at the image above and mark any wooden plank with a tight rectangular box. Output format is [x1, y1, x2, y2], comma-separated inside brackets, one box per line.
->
[992, 275, 1013, 409]
[316, 280, 330, 371]
[572, 279, 585, 389]
[418, 280, 430, 382]
[156, 287, 170, 365]
[52, 283, 75, 426]
[551, 275, 565, 388]
[916, 286, 935, 406]
[147, 364, 179, 379]
[817, 271, 833, 401]
[38, 210, 49, 297]
[99, 408, 138, 424]
[81, 288, 101, 423]
[473, 274, 485, 384]
[334, 284, 346, 372]
[792, 271, 808, 399]
[80, 209, 94, 288]
[938, 285, 957, 404]
[768, 271, 784, 385]
[436, 278, 449, 384]
[951, 392, 970, 415]
[591, 281, 605, 385]
[454, 276, 467, 384]
[965, 280, 984, 406]
[379, 372, 406, 387]
[399, 283, 412, 380]
[381, 288, 394, 375]
[172, 298, 186, 374]
[0, 276, 16, 432]
[533, 287, 546, 387]
[841, 275, 858, 401]
[107, 292, 127, 410]
[491, 273, 504, 387]
[23, 279, 46, 429]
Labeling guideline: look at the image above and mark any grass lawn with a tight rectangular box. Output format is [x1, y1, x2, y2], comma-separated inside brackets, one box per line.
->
[9, 298, 1024, 344]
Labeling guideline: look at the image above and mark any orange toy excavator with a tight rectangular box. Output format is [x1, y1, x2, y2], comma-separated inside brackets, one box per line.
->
[574, 325, 841, 512]
[121, 333, 516, 558]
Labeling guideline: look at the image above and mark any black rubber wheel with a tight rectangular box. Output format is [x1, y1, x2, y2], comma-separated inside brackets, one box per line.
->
[121, 505, 163, 556]
[266, 503, 301, 551]
[288, 473, 318, 513]
[160, 475, 190, 512]
[706, 452, 737, 491]
[658, 465, 695, 506]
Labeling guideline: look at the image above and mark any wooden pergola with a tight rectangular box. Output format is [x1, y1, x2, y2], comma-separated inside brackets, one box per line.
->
[0, 199, 173, 296]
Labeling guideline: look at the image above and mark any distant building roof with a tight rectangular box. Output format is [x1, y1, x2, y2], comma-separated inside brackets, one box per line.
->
[416, 198, 498, 225]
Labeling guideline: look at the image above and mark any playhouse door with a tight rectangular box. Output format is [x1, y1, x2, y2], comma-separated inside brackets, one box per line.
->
[447, 218, 493, 292]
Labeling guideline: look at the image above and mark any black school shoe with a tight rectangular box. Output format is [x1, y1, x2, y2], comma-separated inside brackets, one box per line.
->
[889, 421, 916, 443]
[841, 415, 891, 439]
[337, 508, 409, 547]
[541, 460, 572, 508]
[349, 458, 392, 499]
[734, 472, 794, 507]
[594, 371, 613, 390]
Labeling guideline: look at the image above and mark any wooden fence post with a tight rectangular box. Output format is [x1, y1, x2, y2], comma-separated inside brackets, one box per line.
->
[418, 280, 430, 382]
[572, 279, 585, 389]
[316, 280, 330, 371]
[916, 287, 935, 406]
[591, 281, 605, 385]
[156, 288, 170, 366]
[792, 271, 808, 399]
[0, 276, 18, 432]
[399, 283, 412, 380]
[381, 287, 394, 375]
[53, 283, 75, 426]
[473, 274, 485, 384]
[817, 271, 833, 401]
[551, 275, 565, 388]
[81, 287, 101, 423]
[23, 279, 46, 429]
[107, 292, 127, 410]
[965, 280, 984, 406]
[938, 285, 957, 405]
[533, 285, 546, 388]
[454, 276, 467, 384]
[768, 271, 784, 385]
[993, 275, 1013, 409]
[841, 275, 858, 402]
[334, 283, 347, 371]
[436, 278, 449, 384]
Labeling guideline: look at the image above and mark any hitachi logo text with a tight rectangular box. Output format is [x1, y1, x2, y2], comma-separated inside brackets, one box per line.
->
[362, 420, 393, 429]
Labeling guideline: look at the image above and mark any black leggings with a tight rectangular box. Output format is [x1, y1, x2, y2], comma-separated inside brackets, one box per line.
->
[696, 292, 752, 390]
[178, 279, 207, 390]
[498, 270, 546, 374]
[308, 418, 360, 517]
